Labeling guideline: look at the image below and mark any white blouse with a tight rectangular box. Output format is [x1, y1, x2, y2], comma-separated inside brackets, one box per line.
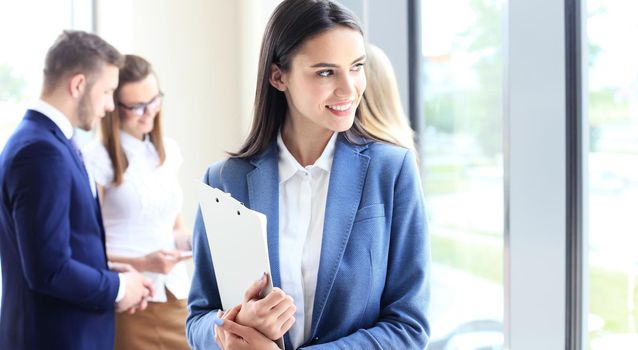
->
[277, 132, 336, 348]
[83, 132, 190, 302]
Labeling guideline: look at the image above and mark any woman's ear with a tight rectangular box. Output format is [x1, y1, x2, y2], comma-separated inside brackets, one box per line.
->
[269, 64, 287, 92]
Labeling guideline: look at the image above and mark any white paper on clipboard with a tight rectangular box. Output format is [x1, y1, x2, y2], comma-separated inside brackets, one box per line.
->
[197, 183, 285, 349]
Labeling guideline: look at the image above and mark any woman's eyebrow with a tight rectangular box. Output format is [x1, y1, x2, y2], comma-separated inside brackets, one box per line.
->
[309, 54, 367, 68]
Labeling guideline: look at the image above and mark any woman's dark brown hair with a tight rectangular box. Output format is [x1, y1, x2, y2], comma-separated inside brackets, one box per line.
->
[232, 0, 394, 158]
[100, 54, 166, 186]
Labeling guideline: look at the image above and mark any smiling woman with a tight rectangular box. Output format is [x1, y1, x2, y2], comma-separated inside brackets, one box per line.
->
[268, 25, 367, 165]
[186, 0, 430, 349]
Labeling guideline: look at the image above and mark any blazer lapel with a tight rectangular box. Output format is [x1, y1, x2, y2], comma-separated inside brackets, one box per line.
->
[310, 134, 370, 337]
[246, 142, 282, 288]
[26, 111, 100, 226]
[57, 133, 95, 204]
[95, 194, 109, 263]
[46, 119, 91, 187]
[26, 111, 87, 179]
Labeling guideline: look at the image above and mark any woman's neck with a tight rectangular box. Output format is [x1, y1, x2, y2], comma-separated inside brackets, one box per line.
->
[121, 128, 145, 141]
[281, 122, 333, 167]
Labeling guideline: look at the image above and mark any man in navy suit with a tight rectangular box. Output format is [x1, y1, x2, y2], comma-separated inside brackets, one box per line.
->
[0, 31, 154, 349]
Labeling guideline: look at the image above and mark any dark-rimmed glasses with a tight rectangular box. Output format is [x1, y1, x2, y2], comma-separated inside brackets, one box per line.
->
[118, 92, 164, 116]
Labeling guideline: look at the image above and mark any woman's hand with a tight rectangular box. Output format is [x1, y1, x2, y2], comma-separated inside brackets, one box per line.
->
[142, 249, 191, 274]
[173, 214, 192, 251]
[235, 273, 296, 340]
[215, 305, 281, 350]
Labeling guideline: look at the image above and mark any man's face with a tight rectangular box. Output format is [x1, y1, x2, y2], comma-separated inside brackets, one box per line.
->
[76, 64, 119, 131]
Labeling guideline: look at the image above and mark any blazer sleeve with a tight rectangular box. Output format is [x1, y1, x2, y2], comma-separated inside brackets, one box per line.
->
[302, 151, 431, 349]
[7, 141, 119, 311]
[186, 168, 223, 350]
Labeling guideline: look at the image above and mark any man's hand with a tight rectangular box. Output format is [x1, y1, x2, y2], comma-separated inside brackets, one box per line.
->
[235, 273, 296, 340]
[115, 270, 154, 314]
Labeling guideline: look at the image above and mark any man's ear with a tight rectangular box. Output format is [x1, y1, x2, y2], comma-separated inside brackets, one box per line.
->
[68, 73, 87, 99]
[269, 64, 287, 92]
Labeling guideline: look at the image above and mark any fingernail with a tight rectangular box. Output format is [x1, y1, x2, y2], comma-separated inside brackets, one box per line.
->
[257, 272, 264, 282]
[214, 318, 224, 326]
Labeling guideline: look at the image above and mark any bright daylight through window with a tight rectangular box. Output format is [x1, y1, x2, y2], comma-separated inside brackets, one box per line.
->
[420, 0, 505, 349]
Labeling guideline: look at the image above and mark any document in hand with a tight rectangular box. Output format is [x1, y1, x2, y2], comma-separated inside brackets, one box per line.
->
[197, 182, 274, 310]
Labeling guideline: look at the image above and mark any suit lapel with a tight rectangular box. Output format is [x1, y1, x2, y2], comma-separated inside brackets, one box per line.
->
[25, 111, 82, 169]
[246, 142, 282, 288]
[26, 111, 100, 226]
[95, 194, 108, 262]
[28, 111, 91, 187]
[245, 136, 371, 343]
[57, 132, 95, 201]
[310, 134, 370, 337]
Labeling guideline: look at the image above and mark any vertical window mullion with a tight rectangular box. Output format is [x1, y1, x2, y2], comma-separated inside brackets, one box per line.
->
[565, 0, 584, 349]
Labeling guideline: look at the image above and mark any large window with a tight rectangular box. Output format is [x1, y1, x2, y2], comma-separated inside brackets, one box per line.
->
[420, 0, 505, 349]
[586, 1, 638, 348]
[0, 0, 92, 150]
[0, 0, 92, 308]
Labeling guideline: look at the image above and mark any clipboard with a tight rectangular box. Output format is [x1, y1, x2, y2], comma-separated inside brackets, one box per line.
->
[198, 183, 285, 349]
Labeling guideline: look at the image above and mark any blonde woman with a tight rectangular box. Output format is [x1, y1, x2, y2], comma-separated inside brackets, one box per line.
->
[359, 43, 417, 153]
[83, 54, 191, 350]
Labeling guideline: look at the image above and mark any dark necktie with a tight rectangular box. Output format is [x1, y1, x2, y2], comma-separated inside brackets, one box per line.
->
[70, 137, 95, 196]
[70, 137, 86, 168]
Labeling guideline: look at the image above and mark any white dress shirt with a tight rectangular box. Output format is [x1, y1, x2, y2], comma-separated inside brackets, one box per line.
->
[31, 100, 125, 302]
[83, 131, 190, 302]
[278, 132, 337, 348]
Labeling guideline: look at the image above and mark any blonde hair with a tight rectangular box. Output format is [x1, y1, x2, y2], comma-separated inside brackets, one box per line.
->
[359, 43, 416, 153]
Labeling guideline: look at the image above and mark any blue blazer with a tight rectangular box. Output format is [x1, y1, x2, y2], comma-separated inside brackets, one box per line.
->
[187, 134, 430, 349]
[0, 110, 119, 349]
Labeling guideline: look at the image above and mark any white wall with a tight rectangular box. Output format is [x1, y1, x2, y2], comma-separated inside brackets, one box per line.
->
[96, 0, 278, 229]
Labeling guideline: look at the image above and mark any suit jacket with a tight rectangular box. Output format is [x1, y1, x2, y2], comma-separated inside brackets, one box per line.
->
[186, 134, 430, 349]
[0, 110, 119, 349]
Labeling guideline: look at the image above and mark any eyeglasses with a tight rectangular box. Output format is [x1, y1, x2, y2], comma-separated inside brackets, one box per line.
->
[118, 92, 164, 116]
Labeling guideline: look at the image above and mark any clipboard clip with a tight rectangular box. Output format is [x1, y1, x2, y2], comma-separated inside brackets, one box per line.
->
[213, 195, 245, 215]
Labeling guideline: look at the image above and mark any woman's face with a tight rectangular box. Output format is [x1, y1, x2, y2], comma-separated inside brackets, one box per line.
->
[118, 74, 161, 140]
[273, 26, 366, 137]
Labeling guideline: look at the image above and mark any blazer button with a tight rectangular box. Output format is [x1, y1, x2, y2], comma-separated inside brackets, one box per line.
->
[312, 337, 319, 343]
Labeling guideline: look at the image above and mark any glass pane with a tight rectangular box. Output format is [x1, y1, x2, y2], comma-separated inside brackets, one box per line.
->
[420, 0, 505, 349]
[0, 0, 80, 312]
[586, 1, 638, 348]
[0, 0, 76, 150]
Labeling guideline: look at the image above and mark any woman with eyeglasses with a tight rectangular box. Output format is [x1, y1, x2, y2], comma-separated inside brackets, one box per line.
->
[83, 54, 192, 350]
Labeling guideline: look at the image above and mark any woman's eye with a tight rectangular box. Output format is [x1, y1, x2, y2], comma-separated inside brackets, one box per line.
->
[352, 63, 365, 72]
[318, 70, 333, 77]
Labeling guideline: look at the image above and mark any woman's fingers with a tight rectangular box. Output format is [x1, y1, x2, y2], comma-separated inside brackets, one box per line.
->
[243, 273, 268, 302]
[271, 295, 296, 319]
[218, 318, 258, 339]
[223, 304, 242, 321]
[214, 310, 227, 348]
[280, 315, 296, 334]
[256, 287, 289, 310]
